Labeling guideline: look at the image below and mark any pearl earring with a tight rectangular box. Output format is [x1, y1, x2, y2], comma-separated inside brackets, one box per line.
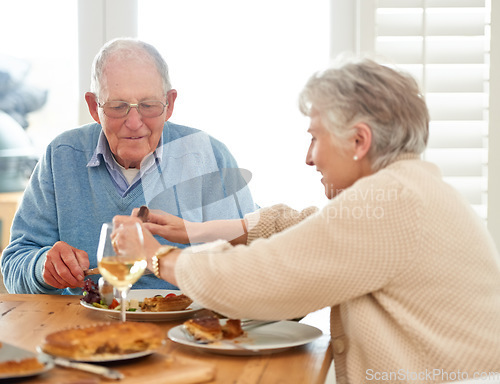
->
[353, 155, 358, 161]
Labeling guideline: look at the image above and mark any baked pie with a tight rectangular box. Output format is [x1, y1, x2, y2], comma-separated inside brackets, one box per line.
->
[0, 342, 45, 375]
[183, 317, 244, 342]
[0, 357, 44, 375]
[222, 319, 245, 339]
[40, 322, 164, 359]
[140, 294, 193, 312]
[184, 317, 223, 341]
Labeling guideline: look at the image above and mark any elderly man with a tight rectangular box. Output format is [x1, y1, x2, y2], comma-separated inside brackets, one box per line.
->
[1, 38, 255, 294]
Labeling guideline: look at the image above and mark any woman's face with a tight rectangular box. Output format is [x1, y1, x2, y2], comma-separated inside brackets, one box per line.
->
[305, 110, 364, 199]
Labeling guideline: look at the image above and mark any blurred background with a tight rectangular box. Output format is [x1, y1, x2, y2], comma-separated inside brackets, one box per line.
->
[0, 0, 498, 249]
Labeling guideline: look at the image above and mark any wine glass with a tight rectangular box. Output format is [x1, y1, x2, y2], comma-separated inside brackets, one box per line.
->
[96, 222, 147, 322]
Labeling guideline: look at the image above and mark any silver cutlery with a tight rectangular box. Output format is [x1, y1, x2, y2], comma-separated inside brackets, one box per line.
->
[241, 320, 277, 330]
[53, 357, 124, 380]
[84, 268, 153, 276]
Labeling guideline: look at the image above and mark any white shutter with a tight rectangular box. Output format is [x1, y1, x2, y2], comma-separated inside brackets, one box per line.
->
[365, 0, 491, 219]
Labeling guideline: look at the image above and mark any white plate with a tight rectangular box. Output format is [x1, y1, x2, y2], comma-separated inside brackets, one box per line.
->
[168, 320, 322, 356]
[80, 289, 203, 321]
[36, 346, 156, 363]
[0, 341, 54, 380]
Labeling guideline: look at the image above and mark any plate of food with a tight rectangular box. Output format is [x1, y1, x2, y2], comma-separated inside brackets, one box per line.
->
[80, 285, 203, 321]
[168, 317, 323, 356]
[0, 341, 54, 380]
[38, 322, 165, 363]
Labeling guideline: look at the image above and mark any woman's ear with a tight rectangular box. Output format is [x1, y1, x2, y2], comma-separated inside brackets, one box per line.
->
[353, 122, 372, 160]
[85, 92, 101, 124]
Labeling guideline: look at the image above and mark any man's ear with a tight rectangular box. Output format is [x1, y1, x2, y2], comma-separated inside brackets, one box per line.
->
[85, 92, 101, 124]
[164, 89, 178, 121]
[353, 122, 372, 160]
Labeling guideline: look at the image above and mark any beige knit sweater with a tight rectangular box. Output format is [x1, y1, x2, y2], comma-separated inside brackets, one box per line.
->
[176, 156, 500, 383]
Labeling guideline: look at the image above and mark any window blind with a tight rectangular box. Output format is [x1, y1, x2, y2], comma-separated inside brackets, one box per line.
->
[369, 0, 490, 219]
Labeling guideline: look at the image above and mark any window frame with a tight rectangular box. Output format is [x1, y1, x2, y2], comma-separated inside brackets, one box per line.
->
[331, 0, 500, 247]
[487, 0, 500, 248]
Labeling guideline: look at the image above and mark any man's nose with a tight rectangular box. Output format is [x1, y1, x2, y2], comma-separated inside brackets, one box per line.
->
[125, 105, 143, 127]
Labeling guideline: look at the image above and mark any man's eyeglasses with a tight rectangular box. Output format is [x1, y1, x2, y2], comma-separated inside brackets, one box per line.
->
[98, 100, 168, 118]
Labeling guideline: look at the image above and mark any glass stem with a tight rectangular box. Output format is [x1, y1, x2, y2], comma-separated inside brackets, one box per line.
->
[120, 289, 127, 322]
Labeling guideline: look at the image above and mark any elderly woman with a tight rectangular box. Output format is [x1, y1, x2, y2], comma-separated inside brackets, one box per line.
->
[114, 58, 500, 383]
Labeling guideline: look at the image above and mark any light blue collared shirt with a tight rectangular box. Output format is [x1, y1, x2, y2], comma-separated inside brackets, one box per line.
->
[87, 131, 164, 197]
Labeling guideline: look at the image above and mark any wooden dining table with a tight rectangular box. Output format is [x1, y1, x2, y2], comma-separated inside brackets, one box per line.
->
[0, 293, 333, 384]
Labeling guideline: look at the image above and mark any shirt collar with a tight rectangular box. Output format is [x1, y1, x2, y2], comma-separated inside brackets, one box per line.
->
[87, 130, 164, 168]
[87, 130, 164, 196]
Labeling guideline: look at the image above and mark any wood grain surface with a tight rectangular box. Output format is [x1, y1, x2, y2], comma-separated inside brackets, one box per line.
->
[0, 294, 332, 384]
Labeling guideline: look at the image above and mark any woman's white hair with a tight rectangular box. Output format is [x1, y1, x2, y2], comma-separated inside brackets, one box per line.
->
[89, 37, 172, 100]
[298, 56, 429, 171]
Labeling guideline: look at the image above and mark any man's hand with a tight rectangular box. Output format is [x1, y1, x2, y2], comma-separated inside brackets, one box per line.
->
[43, 241, 89, 289]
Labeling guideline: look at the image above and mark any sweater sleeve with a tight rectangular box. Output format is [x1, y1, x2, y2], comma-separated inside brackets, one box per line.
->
[0, 144, 64, 294]
[245, 204, 319, 244]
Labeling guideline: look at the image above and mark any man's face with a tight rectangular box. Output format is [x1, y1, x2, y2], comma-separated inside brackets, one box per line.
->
[88, 54, 175, 169]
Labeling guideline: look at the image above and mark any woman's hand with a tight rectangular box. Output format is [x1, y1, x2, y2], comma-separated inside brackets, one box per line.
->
[112, 215, 161, 265]
[130, 208, 195, 244]
[112, 215, 180, 286]
[130, 208, 248, 246]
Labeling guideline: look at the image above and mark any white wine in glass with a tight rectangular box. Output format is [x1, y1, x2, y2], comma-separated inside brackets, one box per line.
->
[97, 222, 147, 322]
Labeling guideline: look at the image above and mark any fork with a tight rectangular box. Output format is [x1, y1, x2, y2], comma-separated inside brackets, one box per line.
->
[241, 320, 277, 330]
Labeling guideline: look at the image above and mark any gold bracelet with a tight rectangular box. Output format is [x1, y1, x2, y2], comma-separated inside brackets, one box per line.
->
[152, 245, 178, 279]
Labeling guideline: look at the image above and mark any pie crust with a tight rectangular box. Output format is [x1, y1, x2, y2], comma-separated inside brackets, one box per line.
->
[41, 322, 164, 359]
[184, 317, 244, 341]
[140, 294, 193, 312]
[0, 357, 44, 375]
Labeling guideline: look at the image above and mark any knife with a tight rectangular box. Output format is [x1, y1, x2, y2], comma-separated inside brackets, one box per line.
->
[53, 357, 124, 380]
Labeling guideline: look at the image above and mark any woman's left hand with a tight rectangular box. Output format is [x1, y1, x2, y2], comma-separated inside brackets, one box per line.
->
[112, 216, 162, 269]
[113, 215, 181, 285]
[130, 208, 195, 244]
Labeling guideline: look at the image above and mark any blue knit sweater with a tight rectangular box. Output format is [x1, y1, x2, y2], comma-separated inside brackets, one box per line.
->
[1, 121, 255, 294]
